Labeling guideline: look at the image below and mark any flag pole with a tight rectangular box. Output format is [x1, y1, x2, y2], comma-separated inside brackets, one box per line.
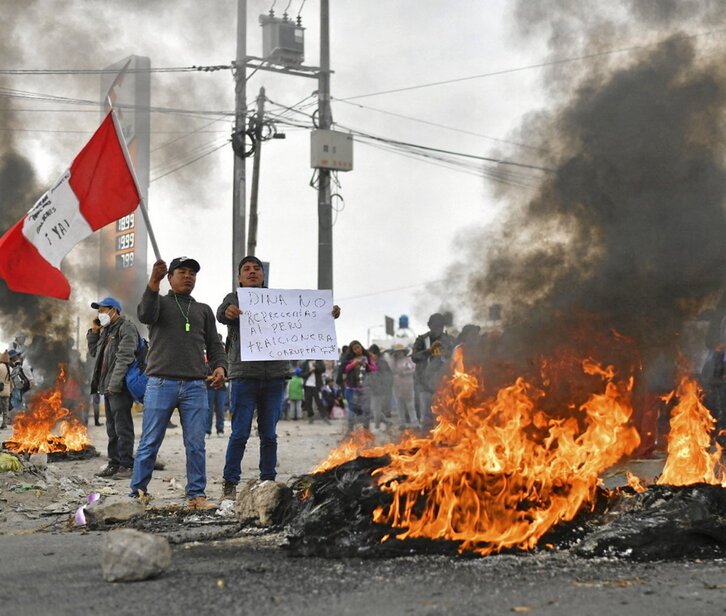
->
[107, 102, 162, 261]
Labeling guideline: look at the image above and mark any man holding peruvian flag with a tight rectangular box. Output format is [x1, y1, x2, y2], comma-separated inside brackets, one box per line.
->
[0, 111, 147, 300]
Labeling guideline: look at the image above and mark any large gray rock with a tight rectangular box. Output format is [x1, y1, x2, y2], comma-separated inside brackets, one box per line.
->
[85, 495, 145, 527]
[235, 479, 291, 526]
[101, 529, 172, 582]
[28, 453, 48, 471]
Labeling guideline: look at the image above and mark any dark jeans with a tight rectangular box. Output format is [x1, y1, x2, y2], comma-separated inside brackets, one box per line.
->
[207, 386, 227, 434]
[92, 393, 101, 424]
[224, 378, 285, 483]
[104, 387, 135, 468]
[304, 385, 326, 420]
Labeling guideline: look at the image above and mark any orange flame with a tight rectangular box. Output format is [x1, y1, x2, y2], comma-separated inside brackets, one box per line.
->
[656, 376, 726, 486]
[626, 472, 647, 493]
[4, 364, 91, 454]
[312, 426, 399, 474]
[315, 349, 641, 555]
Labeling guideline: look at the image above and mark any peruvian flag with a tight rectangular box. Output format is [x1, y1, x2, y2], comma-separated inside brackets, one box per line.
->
[0, 111, 140, 300]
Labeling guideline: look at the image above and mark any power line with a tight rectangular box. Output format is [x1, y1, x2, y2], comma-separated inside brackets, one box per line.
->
[0, 86, 235, 121]
[344, 125, 553, 172]
[0, 65, 231, 75]
[339, 27, 726, 101]
[264, 93, 550, 174]
[150, 115, 231, 153]
[150, 139, 229, 183]
[0, 127, 229, 135]
[334, 97, 546, 153]
[359, 139, 539, 188]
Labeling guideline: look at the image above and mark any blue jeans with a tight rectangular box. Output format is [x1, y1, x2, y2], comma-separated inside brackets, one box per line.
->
[130, 377, 209, 499]
[223, 378, 285, 483]
[10, 388, 24, 411]
[207, 386, 227, 434]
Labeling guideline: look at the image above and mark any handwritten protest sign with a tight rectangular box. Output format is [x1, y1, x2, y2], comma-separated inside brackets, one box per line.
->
[237, 288, 338, 361]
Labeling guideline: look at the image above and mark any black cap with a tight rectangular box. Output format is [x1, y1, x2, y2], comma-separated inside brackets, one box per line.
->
[168, 256, 201, 274]
[238, 255, 264, 273]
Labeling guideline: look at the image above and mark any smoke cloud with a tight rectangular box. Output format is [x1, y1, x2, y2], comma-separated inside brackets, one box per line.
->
[449, 1, 726, 386]
[0, 1, 235, 381]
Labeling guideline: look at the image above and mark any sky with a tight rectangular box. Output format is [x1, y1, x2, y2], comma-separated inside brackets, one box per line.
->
[0, 0, 550, 350]
[1, 0, 724, 366]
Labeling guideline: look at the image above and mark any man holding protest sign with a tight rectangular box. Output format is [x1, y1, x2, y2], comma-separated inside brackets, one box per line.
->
[216, 255, 340, 501]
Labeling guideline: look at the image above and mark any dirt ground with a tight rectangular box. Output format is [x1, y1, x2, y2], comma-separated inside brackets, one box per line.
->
[0, 405, 357, 532]
[3, 407, 724, 616]
[0, 404, 664, 534]
[0, 407, 663, 534]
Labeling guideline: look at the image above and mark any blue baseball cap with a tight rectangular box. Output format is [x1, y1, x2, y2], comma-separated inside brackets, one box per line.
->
[91, 297, 122, 312]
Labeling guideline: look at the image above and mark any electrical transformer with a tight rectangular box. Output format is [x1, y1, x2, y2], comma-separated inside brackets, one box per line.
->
[259, 13, 305, 66]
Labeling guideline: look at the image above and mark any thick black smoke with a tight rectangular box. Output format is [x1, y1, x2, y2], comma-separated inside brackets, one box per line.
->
[0, 1, 235, 381]
[0, 1, 78, 382]
[455, 3, 726, 383]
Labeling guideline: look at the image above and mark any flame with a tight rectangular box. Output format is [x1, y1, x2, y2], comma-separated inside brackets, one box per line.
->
[656, 376, 726, 486]
[4, 364, 91, 454]
[626, 472, 647, 493]
[316, 347, 641, 555]
[313, 336, 726, 556]
[312, 426, 396, 474]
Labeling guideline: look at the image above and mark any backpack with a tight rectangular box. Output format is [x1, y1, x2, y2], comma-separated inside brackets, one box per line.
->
[124, 336, 149, 403]
[11, 365, 30, 393]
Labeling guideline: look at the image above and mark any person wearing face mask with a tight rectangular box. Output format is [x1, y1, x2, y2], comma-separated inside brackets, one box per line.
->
[87, 297, 140, 479]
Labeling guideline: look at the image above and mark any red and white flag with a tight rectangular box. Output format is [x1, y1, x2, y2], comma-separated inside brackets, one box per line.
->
[0, 111, 140, 299]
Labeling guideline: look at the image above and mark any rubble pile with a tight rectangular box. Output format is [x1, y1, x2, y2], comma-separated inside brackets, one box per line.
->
[576, 484, 726, 560]
[284, 455, 462, 558]
[283, 455, 726, 560]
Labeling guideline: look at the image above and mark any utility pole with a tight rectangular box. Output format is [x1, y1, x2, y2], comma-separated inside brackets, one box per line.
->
[247, 86, 265, 256]
[317, 0, 333, 291]
[232, 0, 247, 286]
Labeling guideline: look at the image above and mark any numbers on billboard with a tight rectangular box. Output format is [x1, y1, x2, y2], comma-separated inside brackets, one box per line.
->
[116, 214, 135, 232]
[116, 232, 135, 251]
[116, 252, 135, 269]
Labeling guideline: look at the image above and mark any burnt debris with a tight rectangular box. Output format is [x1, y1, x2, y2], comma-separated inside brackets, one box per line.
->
[1, 443, 99, 461]
[284, 455, 459, 558]
[576, 483, 726, 560]
[282, 456, 726, 561]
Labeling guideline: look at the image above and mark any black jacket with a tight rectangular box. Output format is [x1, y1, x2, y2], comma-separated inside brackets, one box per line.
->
[87, 316, 139, 395]
[300, 360, 326, 388]
[216, 291, 290, 381]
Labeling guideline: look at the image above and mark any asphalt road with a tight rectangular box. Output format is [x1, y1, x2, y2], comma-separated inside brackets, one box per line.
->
[2, 529, 726, 616]
[0, 411, 720, 616]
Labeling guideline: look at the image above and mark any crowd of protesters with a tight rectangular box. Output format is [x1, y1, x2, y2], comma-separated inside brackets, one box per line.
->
[9, 251, 721, 512]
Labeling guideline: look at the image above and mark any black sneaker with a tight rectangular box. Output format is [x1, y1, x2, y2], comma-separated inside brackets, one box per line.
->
[95, 464, 119, 478]
[113, 466, 133, 480]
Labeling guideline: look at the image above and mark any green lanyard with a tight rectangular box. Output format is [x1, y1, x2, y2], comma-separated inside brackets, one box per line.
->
[173, 293, 192, 332]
